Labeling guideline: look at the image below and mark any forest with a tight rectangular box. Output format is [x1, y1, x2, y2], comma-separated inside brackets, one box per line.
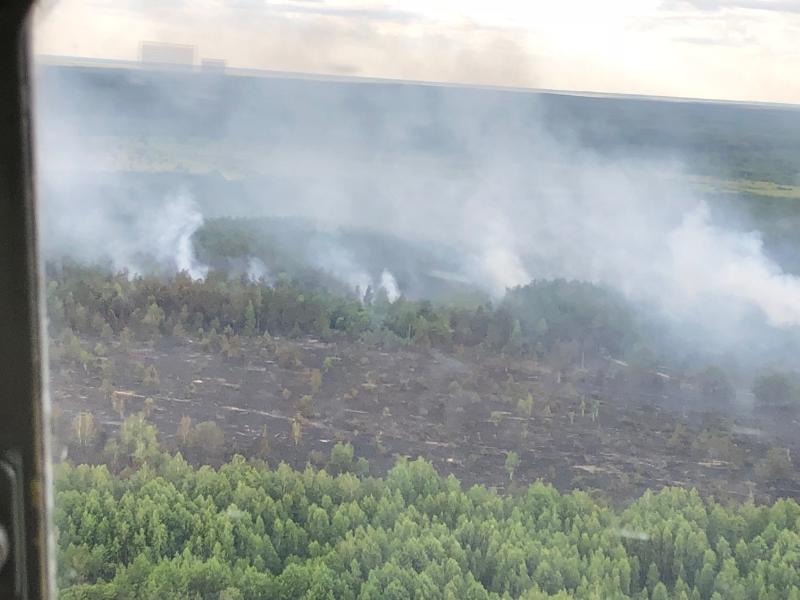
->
[56, 422, 800, 599]
[46, 245, 800, 600]
[45, 258, 642, 363]
[37, 63, 800, 599]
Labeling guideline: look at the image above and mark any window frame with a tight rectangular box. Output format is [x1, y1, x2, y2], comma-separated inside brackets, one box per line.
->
[0, 1, 51, 598]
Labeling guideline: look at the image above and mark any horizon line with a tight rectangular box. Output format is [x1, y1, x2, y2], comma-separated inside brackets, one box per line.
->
[34, 53, 800, 112]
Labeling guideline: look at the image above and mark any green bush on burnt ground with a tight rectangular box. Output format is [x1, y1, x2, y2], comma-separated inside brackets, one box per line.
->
[56, 419, 800, 599]
[753, 372, 800, 409]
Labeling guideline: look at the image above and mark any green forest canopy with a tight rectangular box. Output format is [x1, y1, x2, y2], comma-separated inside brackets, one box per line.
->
[45, 262, 642, 362]
[56, 415, 800, 600]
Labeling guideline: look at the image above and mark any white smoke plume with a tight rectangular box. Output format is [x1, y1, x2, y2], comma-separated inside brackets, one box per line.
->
[313, 246, 402, 303]
[666, 204, 800, 328]
[39, 181, 208, 279]
[246, 257, 270, 283]
[312, 245, 374, 301]
[379, 269, 401, 303]
[155, 194, 208, 279]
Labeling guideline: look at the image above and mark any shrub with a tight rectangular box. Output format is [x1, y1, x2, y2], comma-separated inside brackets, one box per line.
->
[330, 442, 354, 474]
[186, 421, 225, 460]
[755, 448, 793, 482]
[694, 366, 734, 404]
[753, 372, 800, 408]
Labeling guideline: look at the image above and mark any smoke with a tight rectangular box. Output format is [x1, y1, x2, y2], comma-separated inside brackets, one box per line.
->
[157, 194, 209, 279]
[246, 257, 270, 283]
[38, 174, 208, 279]
[666, 204, 800, 328]
[379, 269, 401, 303]
[310, 244, 402, 302]
[32, 63, 800, 360]
[311, 244, 374, 300]
[473, 248, 531, 299]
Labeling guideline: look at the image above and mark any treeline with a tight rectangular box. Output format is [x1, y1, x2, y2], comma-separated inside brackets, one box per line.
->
[45, 263, 641, 360]
[46, 263, 800, 409]
[56, 416, 800, 599]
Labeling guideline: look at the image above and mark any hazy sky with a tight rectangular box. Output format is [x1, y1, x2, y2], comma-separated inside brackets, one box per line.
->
[33, 0, 800, 103]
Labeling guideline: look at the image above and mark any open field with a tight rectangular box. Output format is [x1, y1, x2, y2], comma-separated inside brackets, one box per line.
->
[689, 176, 800, 201]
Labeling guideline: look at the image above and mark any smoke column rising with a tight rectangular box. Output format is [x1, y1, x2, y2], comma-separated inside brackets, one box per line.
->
[156, 194, 208, 279]
[246, 257, 271, 283]
[667, 204, 800, 328]
[379, 269, 401, 302]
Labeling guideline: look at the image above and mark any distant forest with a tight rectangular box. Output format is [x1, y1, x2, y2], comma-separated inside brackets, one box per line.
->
[37, 64, 800, 184]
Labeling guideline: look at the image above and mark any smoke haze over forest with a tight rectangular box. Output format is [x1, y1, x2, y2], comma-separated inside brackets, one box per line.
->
[31, 8, 800, 595]
[34, 63, 800, 368]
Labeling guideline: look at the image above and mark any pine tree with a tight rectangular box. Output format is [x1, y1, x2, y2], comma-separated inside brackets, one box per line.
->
[505, 451, 520, 481]
[244, 300, 257, 336]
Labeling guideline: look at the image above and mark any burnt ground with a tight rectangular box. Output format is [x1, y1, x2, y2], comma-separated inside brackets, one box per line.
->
[50, 335, 800, 505]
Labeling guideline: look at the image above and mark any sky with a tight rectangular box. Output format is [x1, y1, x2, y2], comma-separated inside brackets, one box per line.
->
[32, 0, 800, 104]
